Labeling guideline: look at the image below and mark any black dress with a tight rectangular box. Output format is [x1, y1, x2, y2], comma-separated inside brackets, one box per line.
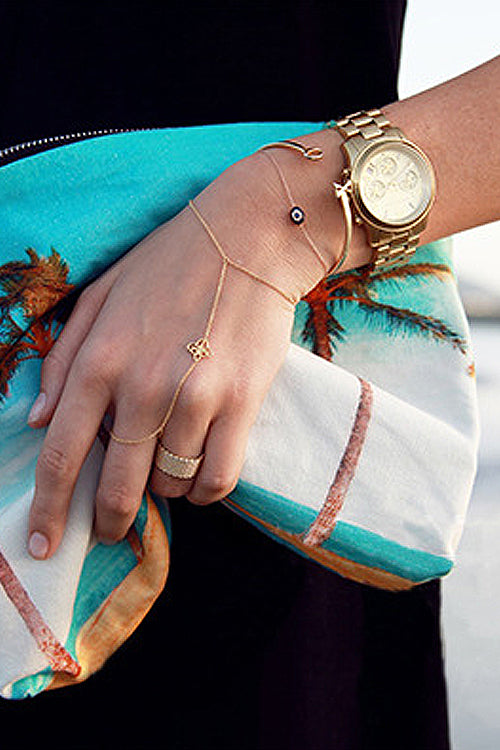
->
[0, 3, 450, 749]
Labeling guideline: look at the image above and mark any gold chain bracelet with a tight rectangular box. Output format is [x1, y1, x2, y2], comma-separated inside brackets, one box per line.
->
[109, 142, 341, 447]
[109, 199, 296, 446]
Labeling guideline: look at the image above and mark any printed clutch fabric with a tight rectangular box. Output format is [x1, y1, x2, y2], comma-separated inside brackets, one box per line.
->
[0, 123, 479, 698]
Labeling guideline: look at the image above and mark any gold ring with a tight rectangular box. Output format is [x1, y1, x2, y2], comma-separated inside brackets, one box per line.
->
[154, 442, 204, 480]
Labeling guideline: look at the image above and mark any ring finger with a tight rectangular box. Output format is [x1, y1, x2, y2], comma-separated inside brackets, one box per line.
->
[149, 391, 212, 499]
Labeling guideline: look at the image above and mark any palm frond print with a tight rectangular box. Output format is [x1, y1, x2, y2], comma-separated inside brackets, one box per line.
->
[302, 262, 467, 361]
[0, 248, 75, 401]
[0, 250, 468, 401]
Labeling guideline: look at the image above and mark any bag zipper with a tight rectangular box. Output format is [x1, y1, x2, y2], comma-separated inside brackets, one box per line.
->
[0, 127, 155, 167]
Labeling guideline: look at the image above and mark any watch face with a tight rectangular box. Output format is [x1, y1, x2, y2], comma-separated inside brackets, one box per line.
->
[355, 141, 435, 227]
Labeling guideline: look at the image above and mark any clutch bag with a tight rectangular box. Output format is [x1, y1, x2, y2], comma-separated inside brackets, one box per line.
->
[0, 123, 479, 698]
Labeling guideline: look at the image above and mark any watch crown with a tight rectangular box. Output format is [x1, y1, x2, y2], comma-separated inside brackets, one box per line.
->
[354, 215, 364, 225]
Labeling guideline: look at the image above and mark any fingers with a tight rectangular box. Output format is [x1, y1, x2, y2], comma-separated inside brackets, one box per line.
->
[28, 346, 178, 557]
[28, 365, 110, 559]
[29, 355, 254, 560]
[149, 375, 214, 498]
[28, 280, 112, 429]
[24, 204, 291, 560]
[93, 436, 157, 545]
[188, 413, 250, 504]
[92, 372, 172, 542]
[150, 393, 255, 506]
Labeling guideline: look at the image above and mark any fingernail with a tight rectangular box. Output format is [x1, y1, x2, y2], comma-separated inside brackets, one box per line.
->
[28, 532, 49, 560]
[28, 392, 46, 425]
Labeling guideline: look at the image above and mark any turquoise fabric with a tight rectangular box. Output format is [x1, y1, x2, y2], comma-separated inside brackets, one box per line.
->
[0, 123, 318, 289]
[0, 122, 475, 698]
[0, 123, 319, 532]
[227, 481, 453, 583]
[0, 122, 326, 700]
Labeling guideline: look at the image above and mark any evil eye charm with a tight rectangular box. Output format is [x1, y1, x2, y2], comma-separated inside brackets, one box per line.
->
[290, 206, 305, 225]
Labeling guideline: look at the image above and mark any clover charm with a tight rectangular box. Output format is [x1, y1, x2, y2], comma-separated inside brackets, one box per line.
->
[186, 337, 212, 362]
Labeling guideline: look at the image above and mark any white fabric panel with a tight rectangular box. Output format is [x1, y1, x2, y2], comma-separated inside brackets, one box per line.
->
[338, 386, 477, 557]
[241, 341, 478, 557]
[0, 335, 479, 696]
[0, 442, 100, 697]
[241, 344, 360, 512]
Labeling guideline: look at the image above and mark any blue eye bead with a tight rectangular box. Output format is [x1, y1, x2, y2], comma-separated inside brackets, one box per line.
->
[290, 206, 305, 225]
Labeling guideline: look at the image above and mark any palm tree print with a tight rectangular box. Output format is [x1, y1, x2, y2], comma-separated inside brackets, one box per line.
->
[0, 250, 468, 400]
[301, 262, 467, 362]
[0, 248, 75, 400]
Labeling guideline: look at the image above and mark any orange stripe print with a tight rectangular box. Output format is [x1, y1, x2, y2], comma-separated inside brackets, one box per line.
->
[224, 499, 414, 592]
[0, 548, 81, 677]
[303, 378, 373, 547]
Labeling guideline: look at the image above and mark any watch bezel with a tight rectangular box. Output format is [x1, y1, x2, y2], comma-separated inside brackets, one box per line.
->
[350, 137, 436, 232]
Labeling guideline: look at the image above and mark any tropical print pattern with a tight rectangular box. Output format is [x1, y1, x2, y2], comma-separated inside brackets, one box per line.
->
[302, 377, 373, 548]
[0, 248, 74, 400]
[301, 262, 467, 362]
[0, 120, 478, 699]
[0, 249, 172, 698]
[0, 250, 469, 401]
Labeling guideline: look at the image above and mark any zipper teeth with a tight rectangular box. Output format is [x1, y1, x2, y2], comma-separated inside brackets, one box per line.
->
[0, 127, 154, 159]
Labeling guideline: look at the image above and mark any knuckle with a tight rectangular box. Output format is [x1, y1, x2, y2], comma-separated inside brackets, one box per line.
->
[41, 349, 67, 381]
[76, 284, 96, 307]
[76, 283, 100, 309]
[38, 444, 72, 479]
[225, 372, 255, 413]
[131, 371, 165, 411]
[177, 373, 215, 416]
[74, 344, 117, 389]
[31, 502, 63, 534]
[97, 484, 137, 520]
[194, 471, 237, 502]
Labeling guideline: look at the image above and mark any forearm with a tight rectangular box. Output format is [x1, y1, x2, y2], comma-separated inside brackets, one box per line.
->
[248, 55, 500, 282]
[385, 55, 500, 242]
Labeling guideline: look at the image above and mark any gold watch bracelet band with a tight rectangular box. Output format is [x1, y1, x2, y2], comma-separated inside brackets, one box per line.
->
[334, 108, 397, 140]
[327, 109, 424, 270]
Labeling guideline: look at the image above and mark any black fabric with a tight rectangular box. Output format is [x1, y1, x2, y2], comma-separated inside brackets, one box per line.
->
[0, 2, 451, 749]
[2, 502, 449, 750]
[0, 0, 405, 148]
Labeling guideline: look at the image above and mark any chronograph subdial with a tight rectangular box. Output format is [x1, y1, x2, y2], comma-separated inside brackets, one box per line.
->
[334, 108, 436, 270]
[356, 142, 434, 227]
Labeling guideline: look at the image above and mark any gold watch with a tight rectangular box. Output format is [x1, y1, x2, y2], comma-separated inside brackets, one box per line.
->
[332, 109, 436, 270]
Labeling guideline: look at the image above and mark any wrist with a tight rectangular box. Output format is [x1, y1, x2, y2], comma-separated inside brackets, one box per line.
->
[249, 129, 373, 290]
[281, 129, 375, 271]
[195, 134, 373, 306]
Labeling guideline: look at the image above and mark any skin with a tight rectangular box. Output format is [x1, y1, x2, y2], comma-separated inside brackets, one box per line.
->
[27, 56, 500, 559]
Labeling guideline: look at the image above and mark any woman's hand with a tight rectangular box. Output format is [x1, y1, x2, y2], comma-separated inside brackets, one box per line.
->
[26, 153, 337, 560]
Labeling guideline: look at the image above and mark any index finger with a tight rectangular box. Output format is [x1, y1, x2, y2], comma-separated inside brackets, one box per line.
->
[28, 368, 109, 559]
